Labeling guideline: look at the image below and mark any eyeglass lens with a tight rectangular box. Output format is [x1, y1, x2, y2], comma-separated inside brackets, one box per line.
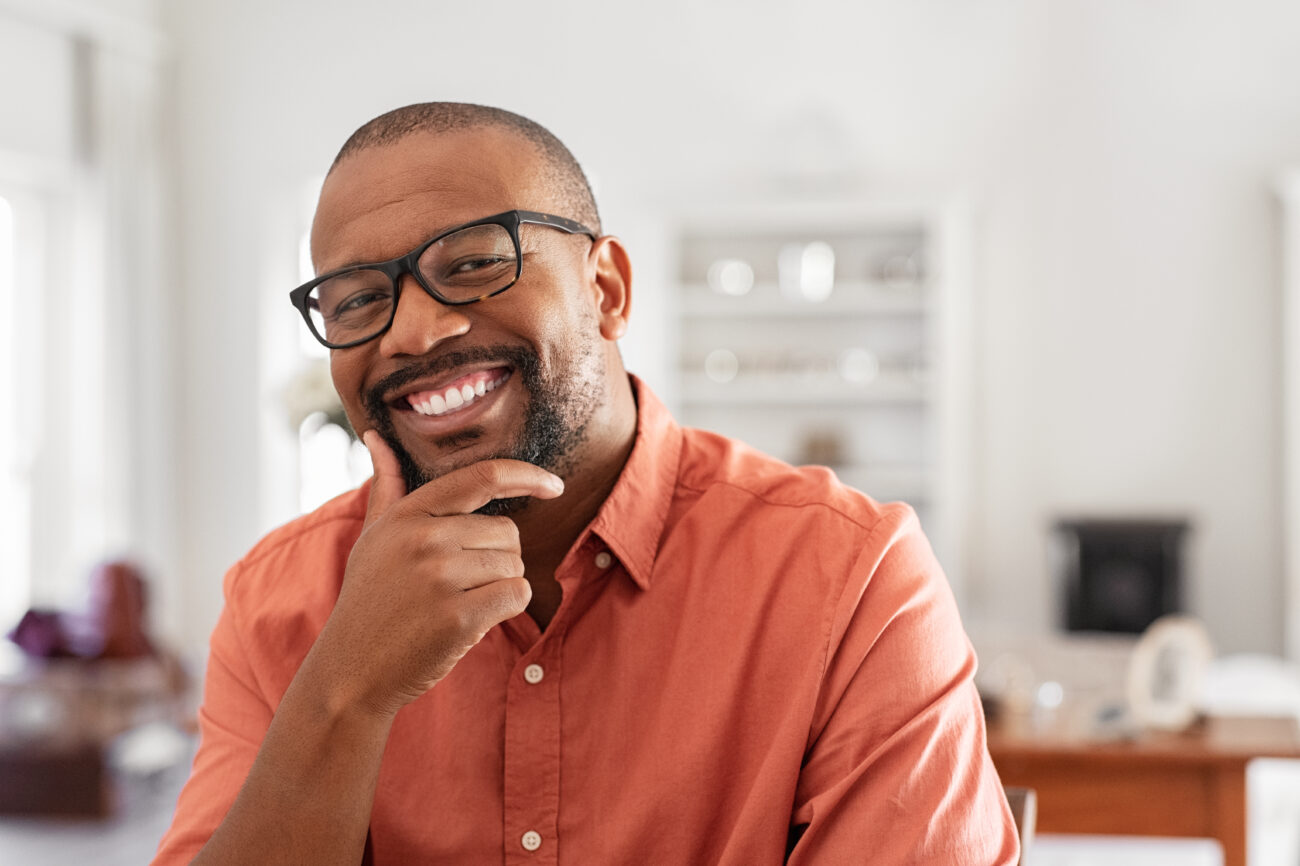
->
[306, 222, 519, 346]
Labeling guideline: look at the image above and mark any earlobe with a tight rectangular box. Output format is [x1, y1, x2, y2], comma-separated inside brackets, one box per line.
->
[591, 236, 633, 342]
[603, 317, 627, 341]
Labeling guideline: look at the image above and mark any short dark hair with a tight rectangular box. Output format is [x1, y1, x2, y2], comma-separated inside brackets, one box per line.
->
[331, 102, 601, 234]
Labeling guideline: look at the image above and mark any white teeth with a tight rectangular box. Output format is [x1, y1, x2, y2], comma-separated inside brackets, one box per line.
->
[410, 371, 510, 417]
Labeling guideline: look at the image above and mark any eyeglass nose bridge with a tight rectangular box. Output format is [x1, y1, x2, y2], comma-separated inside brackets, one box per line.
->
[379, 248, 459, 309]
[374, 259, 475, 352]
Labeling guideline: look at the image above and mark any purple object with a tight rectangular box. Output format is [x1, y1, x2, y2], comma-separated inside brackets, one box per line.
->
[6, 609, 73, 658]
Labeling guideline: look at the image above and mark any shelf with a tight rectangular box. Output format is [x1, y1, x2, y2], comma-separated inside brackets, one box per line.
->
[680, 281, 929, 318]
[680, 374, 928, 406]
[671, 198, 968, 594]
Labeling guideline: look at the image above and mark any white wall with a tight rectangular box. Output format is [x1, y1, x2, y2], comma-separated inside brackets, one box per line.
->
[0, 13, 75, 161]
[159, 0, 1300, 654]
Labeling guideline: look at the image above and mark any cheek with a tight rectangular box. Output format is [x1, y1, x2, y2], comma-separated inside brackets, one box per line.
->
[329, 351, 368, 413]
[491, 286, 588, 356]
[533, 264, 602, 336]
[520, 305, 596, 375]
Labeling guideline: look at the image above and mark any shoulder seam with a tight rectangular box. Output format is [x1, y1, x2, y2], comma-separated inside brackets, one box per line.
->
[674, 476, 893, 535]
[241, 512, 365, 569]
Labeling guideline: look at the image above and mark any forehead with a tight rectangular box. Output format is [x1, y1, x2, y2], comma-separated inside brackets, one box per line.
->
[311, 128, 555, 272]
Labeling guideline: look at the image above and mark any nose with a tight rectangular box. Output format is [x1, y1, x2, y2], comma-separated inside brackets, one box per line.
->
[376, 274, 471, 358]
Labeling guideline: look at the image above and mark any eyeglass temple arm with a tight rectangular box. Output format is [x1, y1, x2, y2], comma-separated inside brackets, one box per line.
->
[515, 210, 597, 238]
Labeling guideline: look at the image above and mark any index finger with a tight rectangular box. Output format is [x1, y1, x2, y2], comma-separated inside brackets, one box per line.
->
[400, 459, 564, 517]
[362, 430, 409, 529]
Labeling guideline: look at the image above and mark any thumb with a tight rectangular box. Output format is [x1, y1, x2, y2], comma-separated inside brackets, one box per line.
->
[362, 430, 407, 527]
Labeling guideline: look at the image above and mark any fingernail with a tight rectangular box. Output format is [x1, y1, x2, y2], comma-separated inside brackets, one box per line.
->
[547, 474, 565, 494]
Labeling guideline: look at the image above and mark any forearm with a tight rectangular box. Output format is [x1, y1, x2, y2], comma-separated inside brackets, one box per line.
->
[192, 647, 395, 866]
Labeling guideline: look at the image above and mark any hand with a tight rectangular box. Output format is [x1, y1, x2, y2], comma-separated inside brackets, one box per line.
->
[312, 431, 564, 718]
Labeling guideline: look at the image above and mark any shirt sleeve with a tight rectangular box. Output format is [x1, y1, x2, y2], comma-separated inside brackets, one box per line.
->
[152, 562, 273, 865]
[787, 507, 1020, 865]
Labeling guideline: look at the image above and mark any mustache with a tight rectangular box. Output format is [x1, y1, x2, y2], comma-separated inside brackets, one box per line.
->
[362, 345, 540, 420]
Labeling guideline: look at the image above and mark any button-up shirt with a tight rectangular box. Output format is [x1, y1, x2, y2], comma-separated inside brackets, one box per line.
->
[155, 379, 1018, 864]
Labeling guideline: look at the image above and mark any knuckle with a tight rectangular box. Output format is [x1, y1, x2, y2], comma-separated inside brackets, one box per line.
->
[472, 550, 502, 575]
[471, 460, 507, 489]
[415, 530, 450, 558]
[499, 577, 532, 614]
[467, 580, 529, 631]
[480, 549, 523, 577]
[447, 602, 481, 637]
[423, 555, 458, 588]
[494, 516, 521, 546]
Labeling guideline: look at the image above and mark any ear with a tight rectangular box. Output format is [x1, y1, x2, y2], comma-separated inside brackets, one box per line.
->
[588, 235, 633, 341]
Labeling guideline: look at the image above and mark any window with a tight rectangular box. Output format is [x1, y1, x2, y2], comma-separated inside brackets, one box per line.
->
[0, 193, 25, 626]
[261, 179, 371, 527]
[0, 186, 51, 626]
[0, 5, 172, 638]
[293, 193, 370, 514]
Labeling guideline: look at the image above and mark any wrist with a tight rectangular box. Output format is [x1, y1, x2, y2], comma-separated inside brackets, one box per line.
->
[290, 641, 401, 732]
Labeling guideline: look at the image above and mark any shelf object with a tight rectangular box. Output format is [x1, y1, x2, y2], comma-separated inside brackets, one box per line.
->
[679, 374, 929, 406]
[672, 201, 971, 596]
[679, 281, 932, 318]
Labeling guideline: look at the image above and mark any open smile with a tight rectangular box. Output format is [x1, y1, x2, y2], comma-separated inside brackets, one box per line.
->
[386, 365, 515, 436]
[402, 368, 512, 417]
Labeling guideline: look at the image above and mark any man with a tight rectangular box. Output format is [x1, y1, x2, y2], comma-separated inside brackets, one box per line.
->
[155, 103, 1018, 865]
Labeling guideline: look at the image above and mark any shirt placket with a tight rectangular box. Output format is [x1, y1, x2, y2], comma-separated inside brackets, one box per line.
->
[500, 540, 616, 865]
[502, 618, 564, 865]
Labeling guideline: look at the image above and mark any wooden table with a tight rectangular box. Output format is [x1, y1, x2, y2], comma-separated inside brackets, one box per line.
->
[987, 714, 1300, 866]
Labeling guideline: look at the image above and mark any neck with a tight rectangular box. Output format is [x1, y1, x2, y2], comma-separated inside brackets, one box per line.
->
[513, 376, 638, 626]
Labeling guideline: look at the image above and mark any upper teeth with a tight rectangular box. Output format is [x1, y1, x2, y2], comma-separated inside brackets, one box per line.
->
[411, 372, 508, 417]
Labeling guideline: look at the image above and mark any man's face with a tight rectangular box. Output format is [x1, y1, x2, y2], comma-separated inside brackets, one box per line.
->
[311, 130, 613, 506]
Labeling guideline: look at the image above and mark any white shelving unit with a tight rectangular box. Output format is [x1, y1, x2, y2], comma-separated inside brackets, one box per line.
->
[672, 200, 972, 599]
[1277, 169, 1300, 664]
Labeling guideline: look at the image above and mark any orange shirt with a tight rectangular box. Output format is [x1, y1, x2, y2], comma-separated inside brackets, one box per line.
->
[155, 380, 1018, 865]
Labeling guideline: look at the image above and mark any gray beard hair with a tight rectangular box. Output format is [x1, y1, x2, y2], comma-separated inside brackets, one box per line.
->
[362, 342, 601, 516]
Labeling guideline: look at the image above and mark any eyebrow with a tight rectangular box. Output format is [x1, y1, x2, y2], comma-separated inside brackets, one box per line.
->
[319, 208, 537, 280]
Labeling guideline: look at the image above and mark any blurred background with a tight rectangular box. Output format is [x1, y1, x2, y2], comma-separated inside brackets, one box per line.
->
[3, 0, 1300, 863]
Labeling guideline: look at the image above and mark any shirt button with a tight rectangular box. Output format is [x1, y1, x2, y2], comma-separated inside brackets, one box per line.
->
[521, 830, 542, 851]
[523, 663, 544, 684]
[595, 551, 613, 569]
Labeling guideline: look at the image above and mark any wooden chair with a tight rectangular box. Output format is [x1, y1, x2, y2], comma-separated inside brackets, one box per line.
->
[1004, 786, 1037, 865]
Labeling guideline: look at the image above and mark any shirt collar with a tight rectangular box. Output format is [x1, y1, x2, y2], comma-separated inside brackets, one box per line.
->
[584, 375, 681, 591]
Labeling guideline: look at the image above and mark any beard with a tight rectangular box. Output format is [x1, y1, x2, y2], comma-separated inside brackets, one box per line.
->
[361, 341, 602, 516]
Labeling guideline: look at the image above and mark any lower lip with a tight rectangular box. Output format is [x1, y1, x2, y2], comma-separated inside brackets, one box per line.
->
[392, 370, 514, 437]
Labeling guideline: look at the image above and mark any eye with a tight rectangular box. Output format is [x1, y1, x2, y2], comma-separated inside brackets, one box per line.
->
[334, 290, 389, 314]
[313, 274, 394, 322]
[451, 254, 511, 273]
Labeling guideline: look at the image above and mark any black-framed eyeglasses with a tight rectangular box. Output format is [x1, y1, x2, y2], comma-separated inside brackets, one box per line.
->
[289, 209, 597, 349]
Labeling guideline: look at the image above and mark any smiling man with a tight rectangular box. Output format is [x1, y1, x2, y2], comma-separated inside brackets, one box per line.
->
[155, 103, 1018, 865]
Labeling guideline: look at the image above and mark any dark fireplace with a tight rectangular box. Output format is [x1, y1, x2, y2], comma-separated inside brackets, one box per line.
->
[1052, 518, 1190, 634]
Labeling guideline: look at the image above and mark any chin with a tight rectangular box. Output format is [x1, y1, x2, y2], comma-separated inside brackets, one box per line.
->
[395, 424, 529, 492]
